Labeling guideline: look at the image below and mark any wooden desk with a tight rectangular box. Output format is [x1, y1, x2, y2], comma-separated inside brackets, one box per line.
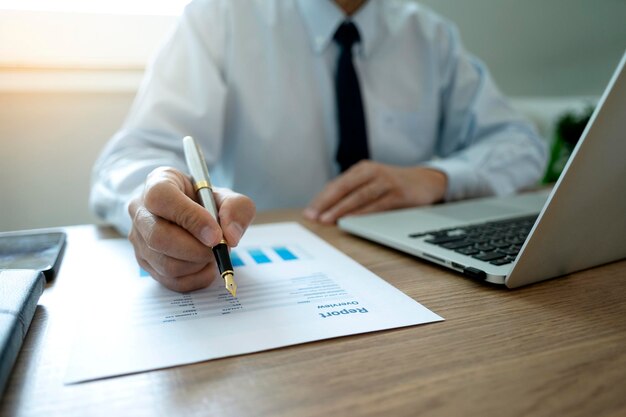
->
[2, 210, 626, 417]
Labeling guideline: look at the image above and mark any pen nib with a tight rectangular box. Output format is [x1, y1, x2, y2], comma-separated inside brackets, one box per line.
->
[224, 273, 237, 297]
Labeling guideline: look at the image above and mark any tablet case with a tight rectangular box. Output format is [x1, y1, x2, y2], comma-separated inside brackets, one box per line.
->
[0, 270, 45, 396]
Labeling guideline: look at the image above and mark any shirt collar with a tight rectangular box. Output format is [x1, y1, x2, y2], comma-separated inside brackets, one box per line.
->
[296, 0, 385, 57]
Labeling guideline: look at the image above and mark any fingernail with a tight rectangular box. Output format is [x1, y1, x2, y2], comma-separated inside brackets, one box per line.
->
[319, 212, 333, 224]
[200, 226, 214, 246]
[226, 222, 244, 245]
[303, 208, 318, 220]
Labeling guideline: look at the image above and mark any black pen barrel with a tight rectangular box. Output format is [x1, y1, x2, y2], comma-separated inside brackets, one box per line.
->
[213, 242, 234, 276]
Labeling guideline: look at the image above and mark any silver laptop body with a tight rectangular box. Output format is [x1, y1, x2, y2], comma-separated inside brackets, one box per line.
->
[339, 51, 626, 288]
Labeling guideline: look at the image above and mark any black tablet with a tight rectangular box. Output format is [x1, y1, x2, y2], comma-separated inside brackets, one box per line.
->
[0, 231, 66, 281]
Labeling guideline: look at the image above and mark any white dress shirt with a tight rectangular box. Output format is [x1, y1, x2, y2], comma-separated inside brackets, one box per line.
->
[90, 0, 547, 234]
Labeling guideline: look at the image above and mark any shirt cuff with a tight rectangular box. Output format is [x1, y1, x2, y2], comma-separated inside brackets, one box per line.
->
[116, 185, 144, 236]
[423, 158, 487, 202]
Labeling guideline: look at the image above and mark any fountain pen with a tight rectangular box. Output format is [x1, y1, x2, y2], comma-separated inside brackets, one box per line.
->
[182, 136, 237, 297]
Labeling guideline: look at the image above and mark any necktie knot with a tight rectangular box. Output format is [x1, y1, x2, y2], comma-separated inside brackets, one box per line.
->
[333, 21, 361, 49]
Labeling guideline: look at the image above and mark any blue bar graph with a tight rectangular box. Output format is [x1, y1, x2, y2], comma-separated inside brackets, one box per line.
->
[273, 246, 298, 261]
[230, 251, 244, 267]
[139, 268, 150, 277]
[230, 245, 301, 267]
[248, 248, 271, 264]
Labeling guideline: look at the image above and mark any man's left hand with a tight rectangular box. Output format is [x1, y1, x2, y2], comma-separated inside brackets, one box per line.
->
[303, 161, 447, 224]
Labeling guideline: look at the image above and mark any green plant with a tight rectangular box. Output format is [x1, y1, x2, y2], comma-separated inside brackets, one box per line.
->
[542, 106, 594, 183]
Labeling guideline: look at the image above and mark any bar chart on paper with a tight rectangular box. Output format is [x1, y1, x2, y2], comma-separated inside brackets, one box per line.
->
[140, 245, 308, 277]
[231, 244, 309, 266]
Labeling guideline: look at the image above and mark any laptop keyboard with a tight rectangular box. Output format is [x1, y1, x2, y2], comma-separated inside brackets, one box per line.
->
[409, 215, 538, 266]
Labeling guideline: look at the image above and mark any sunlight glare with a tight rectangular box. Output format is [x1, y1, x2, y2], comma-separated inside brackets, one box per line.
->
[0, 0, 191, 15]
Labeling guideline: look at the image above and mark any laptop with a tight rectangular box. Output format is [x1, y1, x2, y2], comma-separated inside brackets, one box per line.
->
[339, 51, 626, 288]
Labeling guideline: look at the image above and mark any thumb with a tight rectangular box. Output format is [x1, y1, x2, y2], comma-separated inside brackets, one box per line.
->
[143, 167, 222, 247]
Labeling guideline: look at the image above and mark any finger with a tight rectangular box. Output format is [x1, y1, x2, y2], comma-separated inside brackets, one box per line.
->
[145, 250, 210, 282]
[130, 223, 210, 285]
[318, 179, 391, 224]
[132, 204, 214, 262]
[213, 188, 256, 247]
[304, 161, 376, 220]
[129, 220, 211, 275]
[143, 170, 222, 247]
[142, 258, 219, 293]
[134, 245, 209, 286]
[343, 194, 399, 217]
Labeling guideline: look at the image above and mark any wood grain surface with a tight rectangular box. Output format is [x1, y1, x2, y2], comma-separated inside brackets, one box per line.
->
[2, 211, 625, 417]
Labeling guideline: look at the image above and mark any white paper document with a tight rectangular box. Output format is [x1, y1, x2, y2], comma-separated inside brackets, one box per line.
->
[65, 223, 442, 383]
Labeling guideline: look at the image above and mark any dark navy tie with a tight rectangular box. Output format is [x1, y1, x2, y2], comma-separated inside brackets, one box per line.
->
[333, 21, 369, 172]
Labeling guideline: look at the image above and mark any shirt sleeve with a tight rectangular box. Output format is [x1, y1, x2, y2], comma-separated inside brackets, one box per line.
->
[89, 1, 229, 234]
[423, 21, 548, 202]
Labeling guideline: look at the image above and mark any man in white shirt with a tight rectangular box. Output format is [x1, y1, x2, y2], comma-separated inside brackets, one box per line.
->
[90, 0, 547, 292]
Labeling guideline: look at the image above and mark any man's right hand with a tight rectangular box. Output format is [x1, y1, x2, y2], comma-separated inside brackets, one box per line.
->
[128, 167, 255, 292]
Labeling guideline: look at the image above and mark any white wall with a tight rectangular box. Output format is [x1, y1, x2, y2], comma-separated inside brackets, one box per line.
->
[419, 0, 626, 96]
[1, 0, 625, 231]
[0, 91, 134, 231]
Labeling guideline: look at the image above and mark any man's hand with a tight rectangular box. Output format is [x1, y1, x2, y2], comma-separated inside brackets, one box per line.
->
[128, 167, 255, 292]
[303, 161, 447, 224]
